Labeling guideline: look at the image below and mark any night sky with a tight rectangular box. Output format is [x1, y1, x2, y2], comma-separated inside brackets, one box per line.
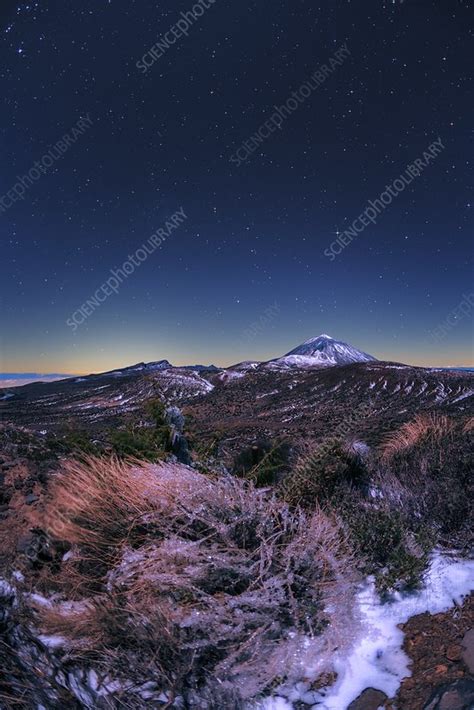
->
[1, 0, 473, 374]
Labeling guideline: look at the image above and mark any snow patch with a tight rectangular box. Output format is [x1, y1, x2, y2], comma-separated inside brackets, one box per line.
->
[258, 552, 474, 710]
[452, 388, 474, 403]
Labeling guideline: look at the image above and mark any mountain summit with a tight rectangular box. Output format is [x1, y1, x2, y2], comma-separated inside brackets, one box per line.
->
[272, 334, 377, 368]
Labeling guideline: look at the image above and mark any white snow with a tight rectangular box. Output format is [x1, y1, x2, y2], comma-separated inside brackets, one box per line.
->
[258, 552, 474, 710]
[303, 334, 334, 344]
[452, 388, 474, 403]
[38, 634, 67, 649]
[221, 369, 247, 380]
[258, 699, 293, 710]
[270, 354, 334, 369]
[417, 382, 428, 396]
[0, 579, 15, 596]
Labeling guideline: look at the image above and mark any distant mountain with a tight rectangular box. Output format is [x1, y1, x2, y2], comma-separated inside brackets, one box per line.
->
[101, 360, 173, 376]
[267, 334, 377, 369]
[0, 373, 73, 388]
[0, 373, 71, 380]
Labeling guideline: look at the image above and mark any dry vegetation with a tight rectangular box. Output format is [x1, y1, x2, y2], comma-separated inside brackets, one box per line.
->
[3, 456, 356, 707]
[380, 412, 455, 460]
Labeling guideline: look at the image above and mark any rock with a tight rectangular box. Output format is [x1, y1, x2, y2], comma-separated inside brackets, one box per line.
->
[461, 629, 474, 674]
[25, 493, 39, 505]
[348, 687, 388, 710]
[2, 460, 21, 470]
[310, 671, 338, 690]
[446, 644, 462, 662]
[16, 533, 36, 553]
[0, 487, 13, 503]
[424, 677, 474, 709]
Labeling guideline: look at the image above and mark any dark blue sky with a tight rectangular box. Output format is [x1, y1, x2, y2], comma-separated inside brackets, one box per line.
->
[1, 0, 473, 372]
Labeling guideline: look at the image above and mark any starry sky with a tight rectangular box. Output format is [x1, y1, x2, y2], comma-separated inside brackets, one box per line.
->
[1, 0, 473, 374]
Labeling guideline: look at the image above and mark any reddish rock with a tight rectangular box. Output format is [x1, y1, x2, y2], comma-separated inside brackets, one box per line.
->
[445, 644, 462, 662]
[310, 671, 338, 690]
[424, 677, 474, 709]
[347, 687, 388, 710]
[460, 628, 474, 674]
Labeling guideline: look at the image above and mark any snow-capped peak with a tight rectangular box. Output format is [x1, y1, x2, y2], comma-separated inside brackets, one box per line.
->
[303, 333, 334, 344]
[267, 335, 377, 369]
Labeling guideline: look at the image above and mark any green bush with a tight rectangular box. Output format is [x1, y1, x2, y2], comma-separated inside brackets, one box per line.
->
[46, 430, 99, 458]
[336, 494, 432, 592]
[280, 440, 365, 507]
[233, 439, 292, 487]
[108, 397, 171, 461]
[108, 427, 166, 461]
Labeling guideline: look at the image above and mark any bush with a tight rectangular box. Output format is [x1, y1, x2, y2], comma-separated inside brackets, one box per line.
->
[31, 457, 355, 705]
[336, 494, 432, 592]
[108, 426, 167, 461]
[377, 415, 474, 546]
[233, 439, 292, 486]
[50, 429, 100, 457]
[108, 397, 172, 461]
[280, 439, 367, 507]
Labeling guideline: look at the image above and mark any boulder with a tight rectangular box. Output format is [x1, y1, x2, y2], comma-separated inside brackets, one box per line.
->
[424, 678, 474, 710]
[348, 687, 388, 710]
[461, 628, 474, 673]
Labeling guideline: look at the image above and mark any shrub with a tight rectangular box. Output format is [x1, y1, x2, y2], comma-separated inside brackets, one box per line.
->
[106, 399, 171, 461]
[376, 415, 473, 546]
[281, 438, 367, 507]
[51, 429, 100, 457]
[107, 426, 167, 461]
[31, 457, 355, 704]
[233, 439, 292, 486]
[335, 493, 432, 592]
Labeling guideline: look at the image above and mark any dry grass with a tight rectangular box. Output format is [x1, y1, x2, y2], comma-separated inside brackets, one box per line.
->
[27, 456, 355, 704]
[380, 413, 454, 460]
[37, 455, 168, 549]
[373, 414, 473, 553]
[463, 416, 474, 433]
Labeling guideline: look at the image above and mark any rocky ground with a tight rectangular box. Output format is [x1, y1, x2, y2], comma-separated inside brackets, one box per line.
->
[393, 594, 474, 710]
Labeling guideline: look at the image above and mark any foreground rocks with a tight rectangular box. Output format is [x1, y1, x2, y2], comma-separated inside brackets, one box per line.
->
[389, 594, 474, 710]
[424, 678, 474, 710]
[461, 628, 474, 674]
[348, 687, 388, 709]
